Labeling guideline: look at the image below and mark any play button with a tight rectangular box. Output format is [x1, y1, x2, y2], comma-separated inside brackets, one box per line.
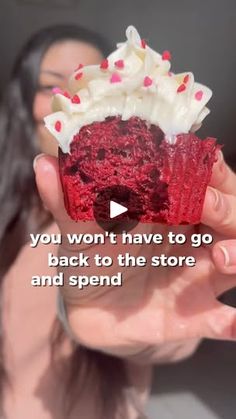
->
[110, 201, 128, 219]
[93, 185, 143, 232]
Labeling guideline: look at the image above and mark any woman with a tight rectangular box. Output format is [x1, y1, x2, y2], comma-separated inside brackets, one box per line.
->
[0, 24, 131, 419]
[1, 24, 236, 419]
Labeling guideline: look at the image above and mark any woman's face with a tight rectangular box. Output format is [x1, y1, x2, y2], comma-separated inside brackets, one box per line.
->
[34, 40, 103, 156]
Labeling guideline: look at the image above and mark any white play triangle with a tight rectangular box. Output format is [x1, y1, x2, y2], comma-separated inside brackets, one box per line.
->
[110, 201, 128, 219]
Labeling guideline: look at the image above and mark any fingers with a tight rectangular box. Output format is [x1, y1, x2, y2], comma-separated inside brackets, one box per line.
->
[201, 186, 236, 235]
[212, 239, 236, 295]
[205, 239, 236, 338]
[203, 302, 236, 341]
[212, 240, 236, 275]
[210, 150, 236, 195]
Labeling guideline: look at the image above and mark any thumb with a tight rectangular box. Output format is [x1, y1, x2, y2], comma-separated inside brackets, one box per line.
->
[34, 154, 104, 237]
[34, 154, 70, 224]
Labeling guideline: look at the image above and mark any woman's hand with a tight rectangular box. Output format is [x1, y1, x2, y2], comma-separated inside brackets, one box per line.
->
[34, 151, 236, 359]
[201, 151, 236, 274]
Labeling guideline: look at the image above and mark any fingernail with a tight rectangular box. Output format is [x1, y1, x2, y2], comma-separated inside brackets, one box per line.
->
[208, 187, 222, 211]
[218, 245, 236, 267]
[33, 153, 46, 172]
[216, 150, 225, 173]
[217, 150, 224, 163]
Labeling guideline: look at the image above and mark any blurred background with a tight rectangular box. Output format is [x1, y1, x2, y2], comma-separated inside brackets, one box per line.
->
[0, 0, 236, 163]
[0, 1, 235, 418]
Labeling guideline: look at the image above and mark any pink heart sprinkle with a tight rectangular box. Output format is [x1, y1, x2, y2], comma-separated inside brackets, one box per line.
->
[100, 59, 109, 70]
[71, 94, 81, 104]
[110, 73, 122, 83]
[55, 121, 62, 132]
[162, 50, 171, 61]
[115, 59, 124, 69]
[141, 39, 147, 49]
[183, 74, 189, 84]
[52, 87, 62, 95]
[75, 72, 83, 81]
[75, 63, 84, 71]
[144, 76, 153, 87]
[177, 83, 186, 93]
[63, 91, 71, 99]
[195, 90, 203, 101]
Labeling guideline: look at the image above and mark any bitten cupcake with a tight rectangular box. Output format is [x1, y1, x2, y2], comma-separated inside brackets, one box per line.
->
[44, 26, 220, 225]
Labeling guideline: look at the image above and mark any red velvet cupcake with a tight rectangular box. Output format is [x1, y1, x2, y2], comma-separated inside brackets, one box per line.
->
[45, 26, 219, 225]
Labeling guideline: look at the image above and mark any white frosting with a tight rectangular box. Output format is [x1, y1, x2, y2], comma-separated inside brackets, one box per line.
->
[44, 26, 212, 153]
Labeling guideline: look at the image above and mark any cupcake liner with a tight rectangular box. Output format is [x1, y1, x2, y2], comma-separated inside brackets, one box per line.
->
[58, 116, 219, 225]
[159, 134, 220, 224]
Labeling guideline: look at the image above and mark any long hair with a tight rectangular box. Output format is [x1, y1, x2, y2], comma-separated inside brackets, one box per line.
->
[0, 25, 133, 419]
[0, 24, 111, 277]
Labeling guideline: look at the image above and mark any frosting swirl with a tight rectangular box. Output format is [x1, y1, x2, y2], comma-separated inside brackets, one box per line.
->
[44, 26, 212, 153]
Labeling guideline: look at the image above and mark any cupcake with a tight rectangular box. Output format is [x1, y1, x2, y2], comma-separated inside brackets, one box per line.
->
[44, 26, 220, 225]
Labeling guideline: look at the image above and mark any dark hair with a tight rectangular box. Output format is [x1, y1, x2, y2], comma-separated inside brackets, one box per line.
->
[0, 24, 112, 276]
[0, 25, 133, 419]
[227, 153, 236, 171]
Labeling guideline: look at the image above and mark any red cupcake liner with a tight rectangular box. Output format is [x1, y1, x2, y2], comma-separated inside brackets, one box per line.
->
[58, 116, 220, 225]
[159, 134, 220, 224]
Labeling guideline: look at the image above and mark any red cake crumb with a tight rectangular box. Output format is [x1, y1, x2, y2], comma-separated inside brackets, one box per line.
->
[58, 116, 219, 224]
